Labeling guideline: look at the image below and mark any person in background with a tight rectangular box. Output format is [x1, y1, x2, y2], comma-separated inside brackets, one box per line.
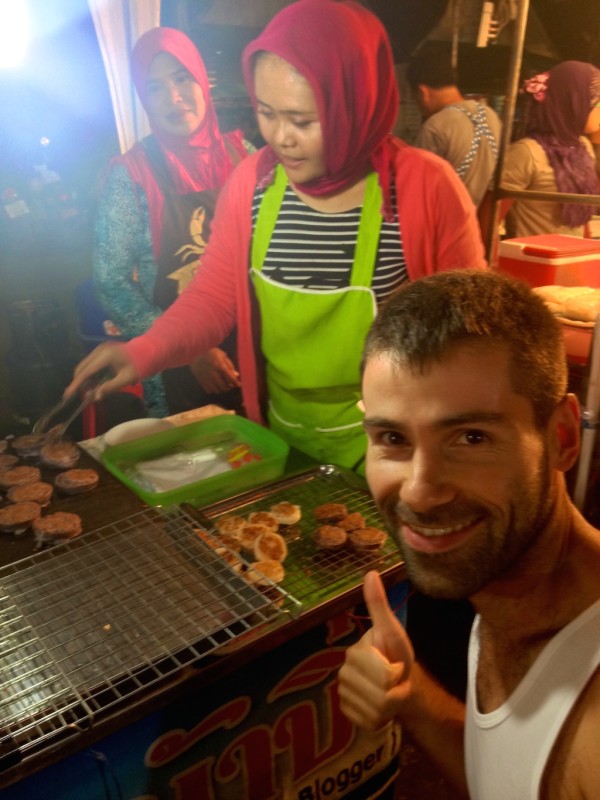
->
[93, 27, 252, 417]
[67, 0, 485, 471]
[587, 128, 600, 179]
[338, 269, 600, 799]
[406, 43, 501, 209]
[501, 60, 600, 238]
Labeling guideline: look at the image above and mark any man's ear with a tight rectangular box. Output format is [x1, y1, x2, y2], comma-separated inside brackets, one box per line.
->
[417, 84, 429, 108]
[550, 393, 581, 472]
[357, 398, 365, 414]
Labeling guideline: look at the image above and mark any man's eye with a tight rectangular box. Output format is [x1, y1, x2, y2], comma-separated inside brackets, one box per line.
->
[459, 430, 488, 445]
[378, 431, 407, 447]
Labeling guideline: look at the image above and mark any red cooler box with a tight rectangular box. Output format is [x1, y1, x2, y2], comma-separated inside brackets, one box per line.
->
[498, 234, 600, 366]
[497, 234, 600, 288]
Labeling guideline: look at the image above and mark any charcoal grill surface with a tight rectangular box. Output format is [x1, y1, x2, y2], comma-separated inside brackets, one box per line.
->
[0, 507, 293, 766]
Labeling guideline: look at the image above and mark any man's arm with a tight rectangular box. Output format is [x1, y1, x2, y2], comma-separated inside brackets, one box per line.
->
[338, 571, 468, 797]
[541, 667, 600, 798]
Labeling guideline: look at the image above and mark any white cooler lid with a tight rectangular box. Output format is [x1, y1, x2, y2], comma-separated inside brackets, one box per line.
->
[499, 234, 600, 261]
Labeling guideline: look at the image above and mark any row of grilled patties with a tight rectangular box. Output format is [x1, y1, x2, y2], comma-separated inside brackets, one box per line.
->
[197, 500, 388, 588]
[0, 434, 99, 546]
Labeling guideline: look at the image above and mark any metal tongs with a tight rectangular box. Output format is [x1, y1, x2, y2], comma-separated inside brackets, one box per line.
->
[32, 377, 106, 442]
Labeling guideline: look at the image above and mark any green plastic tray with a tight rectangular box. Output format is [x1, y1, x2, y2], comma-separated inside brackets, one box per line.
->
[102, 415, 289, 508]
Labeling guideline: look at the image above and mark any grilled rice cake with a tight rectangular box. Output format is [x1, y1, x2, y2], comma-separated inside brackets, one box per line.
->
[245, 559, 285, 586]
[215, 514, 246, 537]
[33, 512, 82, 544]
[11, 434, 47, 459]
[239, 522, 273, 552]
[314, 502, 347, 524]
[338, 512, 366, 531]
[270, 501, 302, 526]
[348, 527, 387, 551]
[0, 465, 41, 490]
[0, 501, 42, 532]
[314, 524, 348, 550]
[195, 528, 243, 568]
[40, 440, 80, 469]
[54, 469, 99, 495]
[247, 510, 279, 530]
[7, 481, 53, 507]
[253, 531, 288, 562]
[0, 453, 20, 471]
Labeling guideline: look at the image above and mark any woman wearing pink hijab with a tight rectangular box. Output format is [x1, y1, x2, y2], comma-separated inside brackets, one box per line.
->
[71, 0, 485, 468]
[502, 60, 600, 237]
[93, 27, 251, 416]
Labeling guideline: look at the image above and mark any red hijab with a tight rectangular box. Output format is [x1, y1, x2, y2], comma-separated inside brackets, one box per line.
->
[241, 0, 400, 217]
[115, 27, 246, 256]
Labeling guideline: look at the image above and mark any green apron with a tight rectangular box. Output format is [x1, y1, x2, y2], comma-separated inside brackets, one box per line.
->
[251, 165, 382, 469]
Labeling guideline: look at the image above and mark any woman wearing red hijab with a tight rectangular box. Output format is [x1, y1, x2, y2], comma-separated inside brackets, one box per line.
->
[70, 0, 485, 468]
[93, 27, 251, 416]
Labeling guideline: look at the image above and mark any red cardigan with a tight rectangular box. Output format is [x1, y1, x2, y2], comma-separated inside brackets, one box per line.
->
[126, 142, 486, 424]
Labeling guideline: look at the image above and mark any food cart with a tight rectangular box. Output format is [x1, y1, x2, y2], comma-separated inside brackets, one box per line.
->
[0, 417, 407, 800]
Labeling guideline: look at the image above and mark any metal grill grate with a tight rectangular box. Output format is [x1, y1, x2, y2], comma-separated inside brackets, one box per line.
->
[0, 507, 294, 766]
[190, 465, 404, 609]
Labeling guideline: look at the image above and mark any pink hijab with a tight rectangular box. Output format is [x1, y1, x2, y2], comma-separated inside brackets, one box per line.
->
[115, 27, 246, 256]
[523, 61, 600, 226]
[241, 0, 400, 217]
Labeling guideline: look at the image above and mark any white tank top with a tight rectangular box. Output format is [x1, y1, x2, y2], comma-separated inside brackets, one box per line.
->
[465, 599, 600, 799]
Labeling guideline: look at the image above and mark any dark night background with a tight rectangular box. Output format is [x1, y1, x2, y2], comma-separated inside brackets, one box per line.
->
[1, 0, 598, 207]
[0, 0, 598, 430]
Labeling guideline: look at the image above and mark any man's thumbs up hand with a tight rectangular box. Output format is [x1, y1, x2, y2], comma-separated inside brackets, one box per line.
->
[338, 571, 415, 731]
[364, 570, 415, 671]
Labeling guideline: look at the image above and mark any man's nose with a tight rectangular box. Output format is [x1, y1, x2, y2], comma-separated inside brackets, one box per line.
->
[399, 450, 457, 514]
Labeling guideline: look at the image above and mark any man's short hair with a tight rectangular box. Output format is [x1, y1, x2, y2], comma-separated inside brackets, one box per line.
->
[406, 43, 458, 90]
[362, 270, 568, 429]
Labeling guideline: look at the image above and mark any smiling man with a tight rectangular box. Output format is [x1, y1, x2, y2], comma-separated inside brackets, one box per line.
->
[338, 270, 600, 799]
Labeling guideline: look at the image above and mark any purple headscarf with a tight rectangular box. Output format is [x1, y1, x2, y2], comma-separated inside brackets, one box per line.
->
[523, 60, 600, 227]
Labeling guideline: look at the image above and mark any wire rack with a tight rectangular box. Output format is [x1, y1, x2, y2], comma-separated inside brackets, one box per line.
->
[187, 465, 405, 610]
[0, 507, 295, 768]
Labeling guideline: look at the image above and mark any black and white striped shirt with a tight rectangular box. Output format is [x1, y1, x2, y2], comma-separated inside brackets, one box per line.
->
[251, 178, 406, 304]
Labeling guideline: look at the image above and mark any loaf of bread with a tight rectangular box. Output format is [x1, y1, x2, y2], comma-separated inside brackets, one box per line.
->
[563, 292, 600, 323]
[533, 285, 600, 322]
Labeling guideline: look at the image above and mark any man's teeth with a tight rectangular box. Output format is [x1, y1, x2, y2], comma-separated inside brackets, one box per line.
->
[410, 521, 473, 537]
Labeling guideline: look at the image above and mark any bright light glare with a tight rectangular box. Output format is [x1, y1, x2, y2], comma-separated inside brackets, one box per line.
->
[0, 2, 30, 69]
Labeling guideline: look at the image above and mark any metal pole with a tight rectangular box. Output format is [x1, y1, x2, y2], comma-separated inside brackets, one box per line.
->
[497, 188, 600, 205]
[484, 0, 600, 262]
[484, 0, 530, 262]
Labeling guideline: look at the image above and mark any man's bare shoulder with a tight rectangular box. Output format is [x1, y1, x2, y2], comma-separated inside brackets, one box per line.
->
[541, 666, 600, 800]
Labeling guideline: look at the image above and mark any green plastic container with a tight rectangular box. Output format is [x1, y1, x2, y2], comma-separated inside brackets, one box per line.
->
[102, 415, 289, 508]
